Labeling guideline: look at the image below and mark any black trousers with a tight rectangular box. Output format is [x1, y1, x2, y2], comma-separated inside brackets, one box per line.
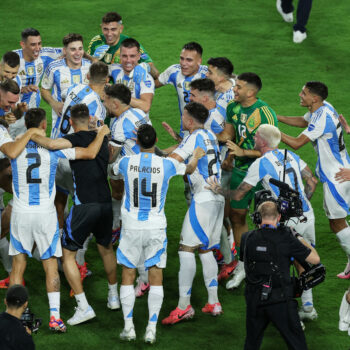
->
[244, 295, 308, 350]
[281, 0, 313, 32]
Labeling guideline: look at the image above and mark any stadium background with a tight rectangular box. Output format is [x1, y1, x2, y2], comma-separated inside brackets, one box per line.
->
[0, 0, 350, 348]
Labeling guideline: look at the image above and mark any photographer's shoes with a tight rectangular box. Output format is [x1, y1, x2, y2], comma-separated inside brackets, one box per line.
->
[67, 305, 96, 326]
[49, 316, 67, 332]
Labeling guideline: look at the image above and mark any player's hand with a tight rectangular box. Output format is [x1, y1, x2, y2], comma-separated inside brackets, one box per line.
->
[52, 101, 64, 116]
[16, 102, 28, 116]
[132, 64, 148, 84]
[4, 113, 17, 125]
[88, 116, 99, 130]
[339, 114, 350, 134]
[21, 85, 39, 93]
[98, 124, 110, 136]
[162, 122, 179, 141]
[335, 168, 350, 183]
[205, 175, 222, 194]
[227, 140, 244, 157]
[193, 147, 205, 160]
[93, 44, 109, 60]
[221, 157, 234, 171]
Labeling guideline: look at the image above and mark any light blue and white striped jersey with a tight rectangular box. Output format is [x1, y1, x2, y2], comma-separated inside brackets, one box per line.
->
[14, 47, 62, 108]
[244, 149, 312, 213]
[158, 64, 208, 135]
[0, 125, 13, 159]
[215, 82, 235, 114]
[173, 128, 221, 200]
[109, 64, 154, 99]
[204, 106, 225, 134]
[11, 141, 75, 212]
[51, 83, 106, 139]
[113, 153, 186, 229]
[110, 108, 151, 156]
[41, 58, 91, 130]
[302, 101, 350, 184]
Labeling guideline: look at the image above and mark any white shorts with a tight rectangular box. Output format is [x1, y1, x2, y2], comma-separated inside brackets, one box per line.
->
[9, 210, 62, 259]
[56, 158, 73, 195]
[323, 181, 350, 219]
[180, 199, 225, 250]
[117, 228, 167, 269]
[286, 209, 316, 245]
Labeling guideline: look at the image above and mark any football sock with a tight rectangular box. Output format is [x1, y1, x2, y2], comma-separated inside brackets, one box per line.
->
[178, 251, 196, 309]
[75, 292, 89, 311]
[0, 237, 12, 273]
[48, 292, 60, 319]
[336, 227, 350, 261]
[120, 285, 135, 328]
[219, 225, 232, 264]
[108, 282, 119, 297]
[301, 288, 313, 307]
[148, 285, 164, 329]
[339, 291, 350, 330]
[199, 251, 219, 304]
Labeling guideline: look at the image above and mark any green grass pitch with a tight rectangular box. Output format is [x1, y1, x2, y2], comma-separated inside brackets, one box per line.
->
[1, 0, 350, 349]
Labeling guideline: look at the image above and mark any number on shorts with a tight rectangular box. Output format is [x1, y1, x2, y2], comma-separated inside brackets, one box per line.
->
[133, 178, 157, 207]
[26, 153, 42, 184]
[60, 106, 71, 135]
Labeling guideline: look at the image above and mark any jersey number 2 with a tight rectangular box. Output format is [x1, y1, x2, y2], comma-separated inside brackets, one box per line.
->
[26, 153, 42, 184]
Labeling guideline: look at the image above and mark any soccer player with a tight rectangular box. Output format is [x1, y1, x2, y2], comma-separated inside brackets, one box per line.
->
[14, 28, 62, 108]
[111, 124, 204, 343]
[41, 33, 91, 133]
[155, 42, 208, 138]
[109, 39, 154, 114]
[162, 102, 225, 325]
[8, 107, 108, 331]
[277, 81, 350, 279]
[215, 72, 278, 290]
[31, 104, 117, 326]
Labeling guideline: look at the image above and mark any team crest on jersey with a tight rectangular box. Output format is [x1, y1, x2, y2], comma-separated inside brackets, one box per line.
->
[27, 67, 34, 76]
[183, 81, 191, 90]
[104, 53, 112, 64]
[240, 113, 247, 123]
[72, 75, 80, 84]
[37, 64, 43, 74]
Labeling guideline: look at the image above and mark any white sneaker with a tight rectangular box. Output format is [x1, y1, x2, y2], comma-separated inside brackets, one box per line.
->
[226, 261, 245, 289]
[276, 0, 293, 22]
[144, 326, 156, 344]
[339, 320, 349, 332]
[293, 30, 307, 43]
[107, 293, 120, 310]
[298, 304, 318, 321]
[67, 305, 96, 326]
[120, 326, 136, 341]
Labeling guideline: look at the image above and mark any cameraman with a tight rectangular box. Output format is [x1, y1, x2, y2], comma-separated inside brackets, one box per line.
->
[0, 284, 35, 350]
[241, 200, 320, 350]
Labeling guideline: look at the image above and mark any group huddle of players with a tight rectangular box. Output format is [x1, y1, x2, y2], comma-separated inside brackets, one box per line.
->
[0, 9, 350, 345]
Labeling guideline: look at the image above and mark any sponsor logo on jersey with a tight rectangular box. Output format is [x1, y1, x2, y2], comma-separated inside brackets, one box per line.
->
[145, 80, 151, 88]
[72, 75, 80, 84]
[308, 124, 315, 131]
[27, 67, 34, 76]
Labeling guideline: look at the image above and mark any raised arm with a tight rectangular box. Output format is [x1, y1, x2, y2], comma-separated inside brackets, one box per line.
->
[277, 115, 308, 128]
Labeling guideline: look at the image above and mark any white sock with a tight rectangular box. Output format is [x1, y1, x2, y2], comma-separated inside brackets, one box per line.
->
[301, 288, 313, 307]
[219, 225, 232, 264]
[75, 292, 89, 310]
[112, 198, 121, 230]
[0, 237, 12, 273]
[148, 285, 164, 328]
[336, 227, 350, 258]
[178, 251, 196, 309]
[199, 251, 219, 304]
[120, 285, 135, 328]
[48, 292, 60, 319]
[339, 291, 350, 330]
[108, 282, 118, 296]
[76, 234, 92, 265]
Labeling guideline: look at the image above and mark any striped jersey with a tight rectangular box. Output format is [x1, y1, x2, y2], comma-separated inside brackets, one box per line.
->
[110, 108, 151, 156]
[113, 153, 186, 229]
[11, 140, 75, 212]
[244, 149, 312, 213]
[173, 128, 222, 201]
[14, 47, 62, 108]
[0, 125, 13, 159]
[302, 101, 350, 184]
[204, 106, 225, 134]
[51, 83, 106, 139]
[215, 81, 235, 113]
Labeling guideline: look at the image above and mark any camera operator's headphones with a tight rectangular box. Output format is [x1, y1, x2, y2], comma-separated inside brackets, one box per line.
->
[251, 190, 281, 225]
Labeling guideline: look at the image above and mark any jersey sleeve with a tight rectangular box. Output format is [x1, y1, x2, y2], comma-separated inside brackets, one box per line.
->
[0, 126, 13, 148]
[113, 156, 129, 176]
[111, 118, 127, 144]
[87, 35, 103, 56]
[54, 148, 76, 160]
[226, 101, 239, 125]
[140, 74, 155, 94]
[242, 158, 261, 187]
[303, 111, 311, 122]
[172, 134, 196, 161]
[41, 63, 54, 90]
[259, 105, 278, 126]
[164, 158, 187, 177]
[158, 65, 178, 86]
[301, 111, 326, 141]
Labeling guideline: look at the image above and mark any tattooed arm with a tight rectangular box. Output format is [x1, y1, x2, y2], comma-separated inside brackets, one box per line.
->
[301, 166, 318, 199]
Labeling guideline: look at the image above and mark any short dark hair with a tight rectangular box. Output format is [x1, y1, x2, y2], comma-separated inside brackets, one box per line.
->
[0, 79, 20, 95]
[190, 78, 215, 98]
[184, 101, 209, 124]
[104, 84, 131, 105]
[89, 62, 109, 84]
[71, 104, 90, 123]
[207, 57, 234, 77]
[237, 72, 262, 92]
[6, 285, 28, 309]
[1, 51, 20, 68]
[305, 81, 328, 100]
[137, 124, 156, 149]
[63, 33, 83, 47]
[182, 42, 203, 56]
[102, 12, 122, 24]
[120, 38, 140, 51]
[21, 28, 40, 41]
[25, 108, 46, 128]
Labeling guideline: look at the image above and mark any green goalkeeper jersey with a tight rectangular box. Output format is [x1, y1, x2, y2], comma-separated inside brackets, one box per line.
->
[226, 98, 278, 171]
[87, 34, 153, 65]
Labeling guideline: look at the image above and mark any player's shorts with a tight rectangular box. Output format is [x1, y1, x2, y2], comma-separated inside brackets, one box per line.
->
[323, 180, 350, 219]
[62, 202, 113, 251]
[230, 167, 263, 209]
[286, 208, 316, 246]
[9, 210, 61, 259]
[56, 158, 74, 195]
[180, 199, 225, 250]
[117, 228, 167, 269]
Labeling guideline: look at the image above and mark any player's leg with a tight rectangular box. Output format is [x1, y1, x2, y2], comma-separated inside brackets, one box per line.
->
[9, 253, 26, 286]
[339, 289, 350, 332]
[0, 202, 12, 288]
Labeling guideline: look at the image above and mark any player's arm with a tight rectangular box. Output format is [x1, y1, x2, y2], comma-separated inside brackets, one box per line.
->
[277, 115, 308, 128]
[162, 122, 183, 143]
[21, 85, 39, 93]
[41, 88, 64, 116]
[206, 177, 253, 200]
[184, 147, 205, 175]
[226, 140, 261, 158]
[301, 165, 318, 199]
[0, 128, 44, 159]
[31, 134, 73, 150]
[216, 123, 235, 142]
[130, 93, 153, 114]
[280, 132, 310, 150]
[148, 62, 159, 80]
[339, 114, 350, 134]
